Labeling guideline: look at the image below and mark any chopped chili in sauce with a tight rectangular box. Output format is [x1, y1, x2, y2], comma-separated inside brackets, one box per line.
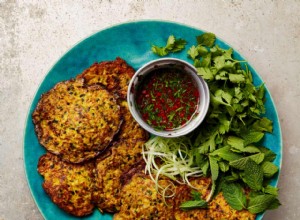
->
[136, 68, 199, 131]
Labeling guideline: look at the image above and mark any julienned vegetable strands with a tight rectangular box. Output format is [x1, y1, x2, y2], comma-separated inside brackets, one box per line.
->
[142, 136, 203, 191]
[144, 33, 280, 214]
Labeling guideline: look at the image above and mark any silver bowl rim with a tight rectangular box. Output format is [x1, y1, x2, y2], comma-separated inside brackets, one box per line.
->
[127, 57, 210, 138]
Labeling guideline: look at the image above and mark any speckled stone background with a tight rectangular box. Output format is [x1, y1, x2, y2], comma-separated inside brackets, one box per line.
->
[0, 0, 299, 219]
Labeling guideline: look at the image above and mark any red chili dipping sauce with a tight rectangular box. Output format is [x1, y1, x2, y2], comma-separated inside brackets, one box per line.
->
[136, 68, 200, 131]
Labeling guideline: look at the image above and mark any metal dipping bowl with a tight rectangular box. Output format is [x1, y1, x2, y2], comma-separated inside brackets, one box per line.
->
[127, 58, 210, 138]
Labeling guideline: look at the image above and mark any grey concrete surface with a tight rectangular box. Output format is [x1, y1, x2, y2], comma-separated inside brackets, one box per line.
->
[0, 0, 299, 219]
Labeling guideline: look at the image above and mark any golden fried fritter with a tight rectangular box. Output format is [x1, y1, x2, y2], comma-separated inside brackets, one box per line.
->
[76, 57, 135, 100]
[93, 140, 146, 213]
[116, 100, 149, 141]
[115, 170, 255, 220]
[32, 79, 122, 163]
[173, 178, 211, 220]
[114, 172, 174, 220]
[76, 57, 148, 141]
[173, 178, 256, 220]
[115, 172, 211, 220]
[207, 193, 256, 220]
[37, 153, 96, 216]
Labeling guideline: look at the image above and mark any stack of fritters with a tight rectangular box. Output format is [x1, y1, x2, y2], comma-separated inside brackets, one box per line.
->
[34, 57, 149, 216]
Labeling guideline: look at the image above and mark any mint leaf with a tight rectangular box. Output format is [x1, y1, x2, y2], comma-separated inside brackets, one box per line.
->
[224, 171, 240, 182]
[229, 153, 265, 170]
[261, 161, 279, 178]
[241, 131, 264, 146]
[249, 153, 265, 164]
[191, 190, 202, 200]
[180, 200, 207, 210]
[222, 183, 246, 210]
[210, 146, 243, 161]
[218, 160, 229, 172]
[258, 146, 277, 162]
[196, 33, 216, 47]
[227, 136, 244, 151]
[209, 156, 219, 181]
[247, 194, 280, 214]
[263, 185, 279, 196]
[243, 159, 264, 190]
[242, 145, 261, 153]
[180, 191, 208, 210]
[252, 117, 273, 133]
[267, 198, 281, 210]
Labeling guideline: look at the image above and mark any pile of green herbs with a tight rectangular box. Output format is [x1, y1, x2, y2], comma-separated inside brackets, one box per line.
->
[144, 33, 280, 214]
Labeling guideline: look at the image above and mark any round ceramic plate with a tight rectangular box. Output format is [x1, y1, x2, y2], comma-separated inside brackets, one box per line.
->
[24, 21, 282, 220]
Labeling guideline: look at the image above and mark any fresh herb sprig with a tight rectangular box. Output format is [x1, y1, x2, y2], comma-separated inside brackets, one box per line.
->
[151, 35, 187, 56]
[180, 191, 207, 210]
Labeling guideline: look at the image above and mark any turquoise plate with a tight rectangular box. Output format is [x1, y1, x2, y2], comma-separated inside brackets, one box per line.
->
[24, 20, 282, 220]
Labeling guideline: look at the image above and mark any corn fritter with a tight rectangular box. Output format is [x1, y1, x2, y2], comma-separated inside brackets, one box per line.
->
[93, 140, 146, 213]
[76, 57, 134, 100]
[37, 153, 96, 216]
[33, 79, 122, 163]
